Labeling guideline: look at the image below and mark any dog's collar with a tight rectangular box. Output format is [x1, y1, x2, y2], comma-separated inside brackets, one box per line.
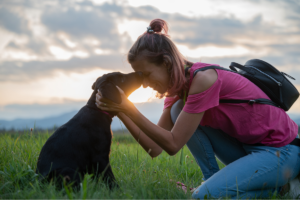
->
[86, 104, 114, 118]
[99, 110, 114, 118]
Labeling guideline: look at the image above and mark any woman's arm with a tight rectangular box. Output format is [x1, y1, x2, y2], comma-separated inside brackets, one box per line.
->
[96, 69, 217, 155]
[117, 107, 173, 158]
[126, 106, 204, 155]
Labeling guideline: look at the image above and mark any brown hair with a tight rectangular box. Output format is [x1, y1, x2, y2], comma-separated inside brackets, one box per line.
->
[127, 19, 191, 98]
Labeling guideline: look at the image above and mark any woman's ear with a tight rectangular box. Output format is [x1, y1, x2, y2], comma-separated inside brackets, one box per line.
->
[163, 54, 172, 72]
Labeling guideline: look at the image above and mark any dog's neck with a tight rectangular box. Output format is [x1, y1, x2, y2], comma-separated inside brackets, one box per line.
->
[99, 110, 114, 118]
[87, 91, 118, 118]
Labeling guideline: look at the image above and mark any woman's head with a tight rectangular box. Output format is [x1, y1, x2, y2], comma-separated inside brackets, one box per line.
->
[127, 19, 189, 98]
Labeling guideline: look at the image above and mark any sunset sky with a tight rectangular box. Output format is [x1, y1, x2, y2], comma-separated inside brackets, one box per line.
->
[0, 0, 300, 122]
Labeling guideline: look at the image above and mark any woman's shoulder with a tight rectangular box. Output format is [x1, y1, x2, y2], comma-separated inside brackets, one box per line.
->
[189, 65, 219, 95]
[188, 62, 219, 82]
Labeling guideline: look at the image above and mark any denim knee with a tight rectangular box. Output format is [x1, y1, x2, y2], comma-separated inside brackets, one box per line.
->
[186, 126, 220, 181]
[192, 186, 274, 200]
[192, 185, 216, 199]
[192, 189, 204, 199]
[170, 99, 184, 124]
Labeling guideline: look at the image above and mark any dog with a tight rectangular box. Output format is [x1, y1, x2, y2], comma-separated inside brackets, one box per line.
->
[36, 71, 143, 189]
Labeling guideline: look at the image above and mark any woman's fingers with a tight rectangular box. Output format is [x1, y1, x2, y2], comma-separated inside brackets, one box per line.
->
[95, 99, 113, 110]
[95, 87, 134, 114]
[96, 89, 102, 99]
[97, 101, 123, 112]
[95, 90, 110, 109]
[96, 90, 114, 103]
[95, 89, 123, 111]
[116, 86, 126, 96]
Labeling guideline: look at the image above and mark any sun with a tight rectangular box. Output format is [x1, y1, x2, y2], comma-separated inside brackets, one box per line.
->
[128, 86, 156, 103]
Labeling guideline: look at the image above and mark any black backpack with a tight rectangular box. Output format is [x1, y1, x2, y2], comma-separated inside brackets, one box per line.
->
[189, 59, 300, 147]
[192, 59, 299, 111]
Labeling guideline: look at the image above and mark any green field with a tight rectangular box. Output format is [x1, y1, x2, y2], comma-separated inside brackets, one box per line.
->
[0, 129, 287, 199]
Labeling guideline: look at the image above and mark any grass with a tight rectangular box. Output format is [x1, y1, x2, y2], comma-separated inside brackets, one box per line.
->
[0, 129, 290, 199]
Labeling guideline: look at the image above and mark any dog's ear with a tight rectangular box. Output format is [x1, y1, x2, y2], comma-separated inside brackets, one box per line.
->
[92, 82, 96, 90]
[99, 82, 122, 104]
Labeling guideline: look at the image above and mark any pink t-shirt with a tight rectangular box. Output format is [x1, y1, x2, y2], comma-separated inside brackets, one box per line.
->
[164, 62, 298, 147]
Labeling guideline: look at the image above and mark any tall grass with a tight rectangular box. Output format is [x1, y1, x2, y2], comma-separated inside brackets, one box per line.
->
[0, 129, 288, 199]
[0, 129, 207, 199]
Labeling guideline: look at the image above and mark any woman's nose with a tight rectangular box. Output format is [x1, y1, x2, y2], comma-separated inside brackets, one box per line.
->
[142, 78, 150, 88]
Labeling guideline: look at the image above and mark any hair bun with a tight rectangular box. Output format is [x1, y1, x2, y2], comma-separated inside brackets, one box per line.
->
[149, 19, 169, 35]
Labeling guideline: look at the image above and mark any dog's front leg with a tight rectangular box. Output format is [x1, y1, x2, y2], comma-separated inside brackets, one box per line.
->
[102, 164, 119, 189]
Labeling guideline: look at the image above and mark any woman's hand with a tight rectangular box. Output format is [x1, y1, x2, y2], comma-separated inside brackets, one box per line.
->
[95, 86, 136, 115]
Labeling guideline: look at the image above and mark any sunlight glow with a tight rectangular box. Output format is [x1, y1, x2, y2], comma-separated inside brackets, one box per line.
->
[0, 69, 112, 105]
[128, 86, 156, 103]
[0, 69, 156, 105]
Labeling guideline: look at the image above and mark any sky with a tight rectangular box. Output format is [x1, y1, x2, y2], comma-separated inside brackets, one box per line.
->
[0, 0, 300, 122]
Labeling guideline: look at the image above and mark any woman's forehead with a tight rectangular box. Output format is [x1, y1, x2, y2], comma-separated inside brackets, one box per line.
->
[131, 60, 150, 72]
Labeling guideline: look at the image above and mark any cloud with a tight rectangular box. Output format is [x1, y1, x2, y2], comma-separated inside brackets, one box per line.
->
[0, 54, 132, 82]
[198, 55, 300, 85]
[0, 0, 299, 84]
[41, 3, 121, 49]
[0, 7, 30, 34]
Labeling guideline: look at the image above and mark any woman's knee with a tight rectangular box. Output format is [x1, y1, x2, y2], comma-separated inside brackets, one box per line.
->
[170, 99, 184, 124]
[186, 127, 210, 152]
[191, 185, 221, 199]
[192, 187, 206, 199]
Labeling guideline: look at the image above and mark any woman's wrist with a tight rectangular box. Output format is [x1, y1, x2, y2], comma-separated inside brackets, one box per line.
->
[116, 98, 136, 116]
[117, 112, 124, 118]
[125, 103, 140, 119]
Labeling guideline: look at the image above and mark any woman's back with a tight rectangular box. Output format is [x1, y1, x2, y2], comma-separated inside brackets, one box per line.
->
[165, 62, 298, 147]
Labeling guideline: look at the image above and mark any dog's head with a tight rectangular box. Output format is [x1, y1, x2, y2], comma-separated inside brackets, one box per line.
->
[92, 72, 143, 104]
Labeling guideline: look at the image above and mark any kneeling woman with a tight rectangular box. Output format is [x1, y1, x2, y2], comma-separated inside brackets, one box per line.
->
[95, 19, 300, 199]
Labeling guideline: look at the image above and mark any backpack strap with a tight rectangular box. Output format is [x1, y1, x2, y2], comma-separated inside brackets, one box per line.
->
[193, 66, 281, 108]
[219, 99, 280, 107]
[193, 65, 234, 75]
[290, 138, 300, 147]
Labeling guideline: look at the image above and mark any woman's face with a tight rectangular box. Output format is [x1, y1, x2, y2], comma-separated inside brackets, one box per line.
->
[131, 59, 170, 94]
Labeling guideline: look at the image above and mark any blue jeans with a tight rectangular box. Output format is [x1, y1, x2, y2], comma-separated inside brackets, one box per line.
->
[171, 100, 300, 199]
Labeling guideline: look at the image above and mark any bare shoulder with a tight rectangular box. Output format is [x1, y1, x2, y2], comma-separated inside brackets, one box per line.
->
[189, 69, 218, 95]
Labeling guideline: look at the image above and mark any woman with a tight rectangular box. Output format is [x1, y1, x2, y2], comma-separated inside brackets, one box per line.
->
[95, 19, 300, 199]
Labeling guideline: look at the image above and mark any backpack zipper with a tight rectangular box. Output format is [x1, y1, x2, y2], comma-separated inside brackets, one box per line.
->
[248, 66, 282, 86]
[281, 72, 295, 80]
